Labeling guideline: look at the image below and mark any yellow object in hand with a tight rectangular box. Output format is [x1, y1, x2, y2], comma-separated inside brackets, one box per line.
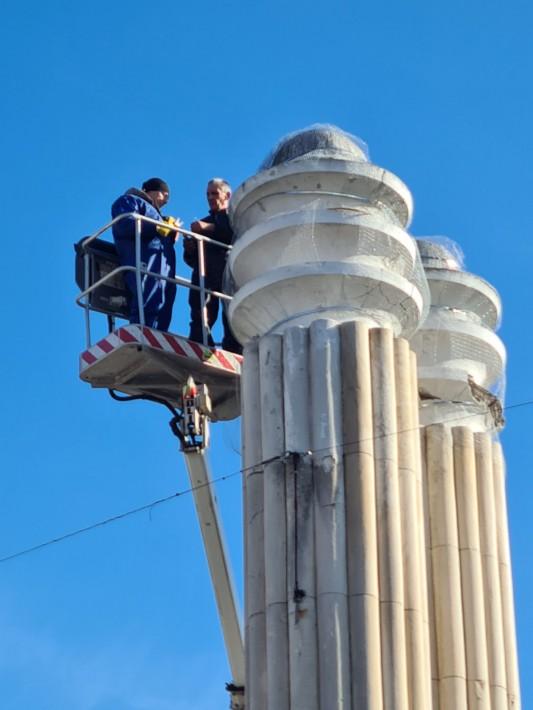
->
[156, 216, 183, 238]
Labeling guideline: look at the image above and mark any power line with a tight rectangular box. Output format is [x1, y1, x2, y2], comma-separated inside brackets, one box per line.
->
[0, 470, 241, 565]
[1, 397, 532, 565]
[502, 400, 533, 411]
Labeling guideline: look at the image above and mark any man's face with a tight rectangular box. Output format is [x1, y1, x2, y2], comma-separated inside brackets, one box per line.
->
[147, 190, 169, 209]
[207, 184, 230, 212]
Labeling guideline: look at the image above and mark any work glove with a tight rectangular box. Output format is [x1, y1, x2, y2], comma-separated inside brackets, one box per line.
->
[157, 216, 183, 239]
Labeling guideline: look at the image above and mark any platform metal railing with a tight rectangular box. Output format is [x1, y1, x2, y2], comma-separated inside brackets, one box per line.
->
[75, 213, 232, 349]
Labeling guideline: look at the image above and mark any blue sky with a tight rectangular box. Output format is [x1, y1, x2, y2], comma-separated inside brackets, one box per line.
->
[1, 0, 532, 707]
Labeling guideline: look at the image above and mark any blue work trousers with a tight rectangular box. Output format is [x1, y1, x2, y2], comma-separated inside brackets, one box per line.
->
[115, 238, 176, 331]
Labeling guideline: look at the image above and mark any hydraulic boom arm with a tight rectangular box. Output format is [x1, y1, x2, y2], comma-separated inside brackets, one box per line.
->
[179, 378, 245, 707]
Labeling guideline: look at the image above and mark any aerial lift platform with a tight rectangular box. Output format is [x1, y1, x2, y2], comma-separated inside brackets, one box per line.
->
[75, 215, 245, 709]
[79, 323, 242, 421]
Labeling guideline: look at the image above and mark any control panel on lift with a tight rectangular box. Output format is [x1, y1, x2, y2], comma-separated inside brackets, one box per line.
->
[180, 377, 212, 451]
[75, 237, 129, 317]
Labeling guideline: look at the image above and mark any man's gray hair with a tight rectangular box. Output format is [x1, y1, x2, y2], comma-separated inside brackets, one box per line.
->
[208, 177, 231, 194]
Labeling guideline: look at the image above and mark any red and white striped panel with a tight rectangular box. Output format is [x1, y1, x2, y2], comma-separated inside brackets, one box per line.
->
[80, 325, 243, 374]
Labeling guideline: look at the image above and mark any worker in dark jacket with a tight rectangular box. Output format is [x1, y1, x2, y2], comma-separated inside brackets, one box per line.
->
[183, 178, 241, 353]
[111, 177, 179, 331]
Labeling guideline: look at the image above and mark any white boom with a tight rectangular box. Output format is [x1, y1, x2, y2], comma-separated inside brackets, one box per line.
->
[179, 377, 245, 708]
[182, 449, 245, 686]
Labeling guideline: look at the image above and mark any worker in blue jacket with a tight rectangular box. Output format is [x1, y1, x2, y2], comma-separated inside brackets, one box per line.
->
[111, 177, 180, 331]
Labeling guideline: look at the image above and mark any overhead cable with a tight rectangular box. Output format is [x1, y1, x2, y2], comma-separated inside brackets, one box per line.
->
[1, 397, 531, 565]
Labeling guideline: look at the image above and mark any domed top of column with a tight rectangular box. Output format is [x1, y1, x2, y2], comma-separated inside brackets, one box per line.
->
[259, 123, 369, 167]
[226, 125, 428, 344]
[230, 125, 413, 235]
[416, 238, 463, 271]
[416, 237, 501, 328]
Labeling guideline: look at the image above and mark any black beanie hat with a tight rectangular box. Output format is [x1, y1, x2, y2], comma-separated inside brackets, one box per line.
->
[142, 177, 170, 193]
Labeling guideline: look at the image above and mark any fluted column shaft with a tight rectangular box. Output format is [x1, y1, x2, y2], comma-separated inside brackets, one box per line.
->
[244, 323, 433, 710]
